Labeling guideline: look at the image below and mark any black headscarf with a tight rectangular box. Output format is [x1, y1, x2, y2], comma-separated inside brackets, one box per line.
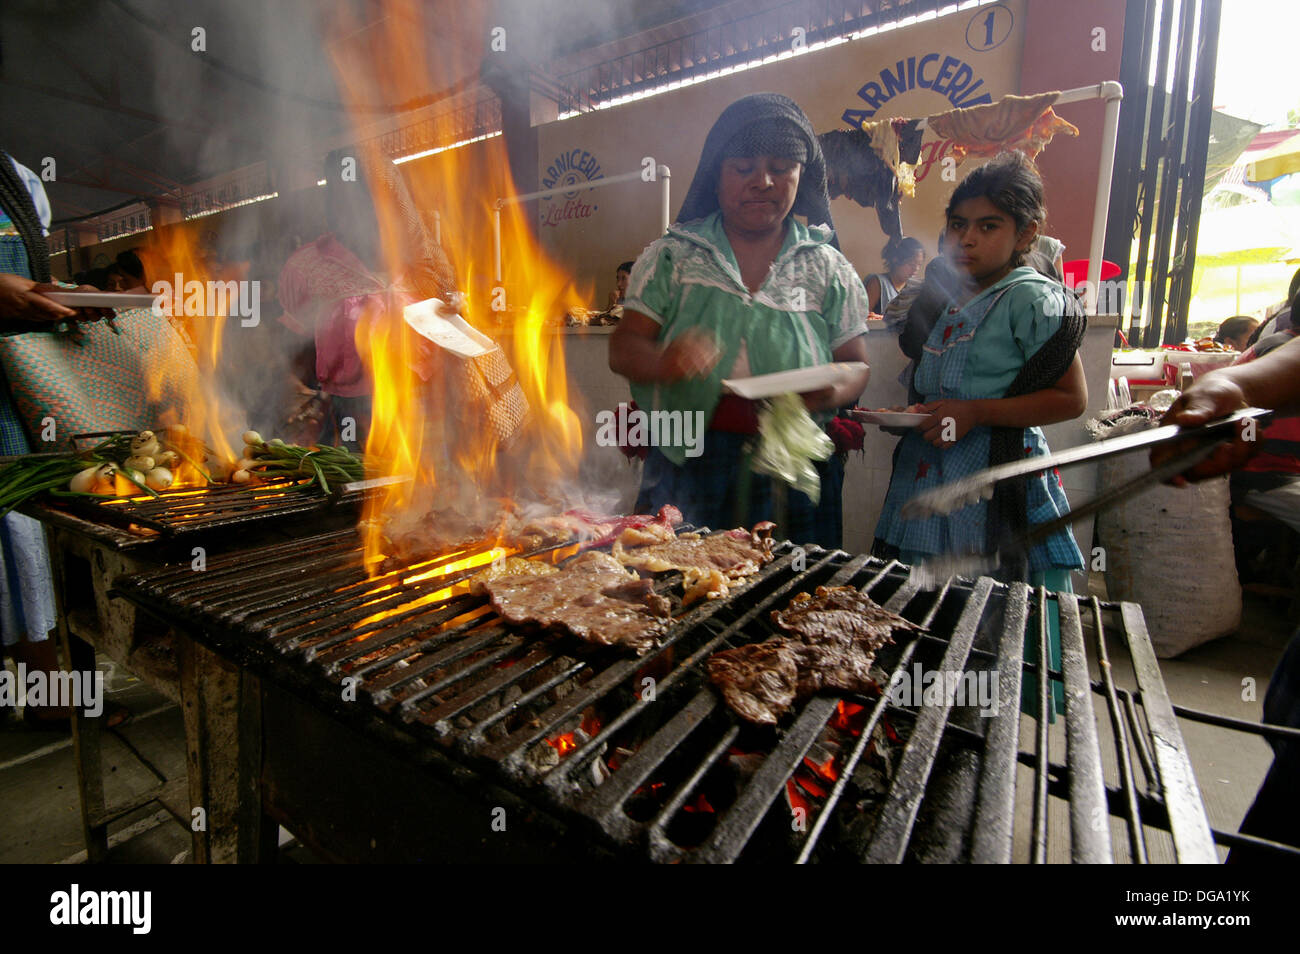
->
[676, 93, 836, 245]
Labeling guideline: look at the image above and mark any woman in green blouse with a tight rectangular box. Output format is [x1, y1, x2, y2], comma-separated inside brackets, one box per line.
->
[609, 94, 871, 547]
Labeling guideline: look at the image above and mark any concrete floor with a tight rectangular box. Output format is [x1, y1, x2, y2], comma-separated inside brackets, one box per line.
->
[1, 581, 1291, 864]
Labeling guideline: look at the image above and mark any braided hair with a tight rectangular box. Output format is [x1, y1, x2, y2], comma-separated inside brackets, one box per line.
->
[0, 151, 51, 282]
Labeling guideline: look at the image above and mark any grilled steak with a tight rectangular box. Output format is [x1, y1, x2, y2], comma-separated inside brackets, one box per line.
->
[468, 556, 557, 595]
[771, 585, 919, 648]
[482, 551, 669, 654]
[706, 640, 800, 725]
[791, 639, 880, 697]
[710, 586, 920, 723]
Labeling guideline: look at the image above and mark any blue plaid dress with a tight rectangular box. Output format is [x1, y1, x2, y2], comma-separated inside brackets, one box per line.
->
[874, 269, 1084, 573]
[874, 268, 1082, 719]
[1, 179, 58, 647]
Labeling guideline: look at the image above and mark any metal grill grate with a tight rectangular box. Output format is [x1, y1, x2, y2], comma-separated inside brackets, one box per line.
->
[112, 528, 1219, 863]
[47, 478, 372, 538]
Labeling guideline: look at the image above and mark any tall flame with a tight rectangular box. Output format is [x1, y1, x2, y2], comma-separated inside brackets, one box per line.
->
[326, 0, 589, 574]
[136, 223, 244, 477]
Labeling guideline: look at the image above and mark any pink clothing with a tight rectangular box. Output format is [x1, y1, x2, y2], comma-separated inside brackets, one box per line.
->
[278, 234, 384, 398]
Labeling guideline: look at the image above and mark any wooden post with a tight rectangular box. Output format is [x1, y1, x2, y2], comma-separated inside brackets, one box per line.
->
[178, 641, 264, 863]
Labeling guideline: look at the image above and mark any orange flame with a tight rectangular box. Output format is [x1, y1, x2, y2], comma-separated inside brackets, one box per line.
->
[135, 224, 244, 478]
[324, 0, 589, 576]
[353, 545, 508, 630]
[545, 710, 603, 758]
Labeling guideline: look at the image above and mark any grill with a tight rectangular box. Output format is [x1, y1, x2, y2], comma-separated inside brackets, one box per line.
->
[111, 526, 1219, 864]
[46, 477, 373, 539]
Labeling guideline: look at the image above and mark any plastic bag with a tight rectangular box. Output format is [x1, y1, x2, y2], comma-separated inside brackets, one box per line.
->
[752, 393, 834, 503]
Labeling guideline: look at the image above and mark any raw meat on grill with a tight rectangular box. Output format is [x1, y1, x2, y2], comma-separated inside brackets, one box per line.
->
[709, 586, 920, 723]
[504, 505, 680, 551]
[612, 521, 678, 549]
[574, 505, 683, 550]
[613, 521, 775, 605]
[481, 550, 670, 655]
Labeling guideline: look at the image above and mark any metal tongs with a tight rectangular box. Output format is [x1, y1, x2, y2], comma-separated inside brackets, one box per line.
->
[900, 407, 1273, 586]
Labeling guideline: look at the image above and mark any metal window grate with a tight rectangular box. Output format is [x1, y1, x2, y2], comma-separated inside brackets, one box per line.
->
[1104, 0, 1224, 345]
[547, 0, 956, 114]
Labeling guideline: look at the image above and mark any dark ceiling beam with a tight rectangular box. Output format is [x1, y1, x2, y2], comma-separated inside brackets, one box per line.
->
[49, 198, 94, 218]
[56, 176, 170, 201]
[0, 75, 266, 151]
[106, 157, 185, 193]
[47, 45, 112, 101]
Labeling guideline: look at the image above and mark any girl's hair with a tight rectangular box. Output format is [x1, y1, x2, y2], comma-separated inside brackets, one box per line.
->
[946, 152, 1046, 266]
[1215, 315, 1258, 344]
[882, 236, 925, 270]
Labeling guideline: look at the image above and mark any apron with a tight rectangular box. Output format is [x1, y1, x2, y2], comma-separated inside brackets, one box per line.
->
[874, 278, 1076, 718]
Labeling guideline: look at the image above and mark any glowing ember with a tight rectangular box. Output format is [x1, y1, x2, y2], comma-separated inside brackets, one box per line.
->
[545, 710, 603, 757]
[832, 700, 868, 735]
[802, 755, 839, 786]
[548, 733, 579, 756]
[682, 793, 716, 814]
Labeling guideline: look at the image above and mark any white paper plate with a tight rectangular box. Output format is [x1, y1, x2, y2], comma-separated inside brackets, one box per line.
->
[721, 362, 868, 400]
[853, 410, 929, 427]
[403, 298, 495, 358]
[43, 292, 158, 309]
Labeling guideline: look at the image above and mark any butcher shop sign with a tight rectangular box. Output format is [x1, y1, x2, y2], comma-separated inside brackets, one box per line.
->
[540, 148, 604, 228]
[841, 52, 996, 127]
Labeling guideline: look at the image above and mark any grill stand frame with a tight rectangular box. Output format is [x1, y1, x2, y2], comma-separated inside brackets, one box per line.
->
[37, 506, 283, 864]
[107, 531, 1222, 864]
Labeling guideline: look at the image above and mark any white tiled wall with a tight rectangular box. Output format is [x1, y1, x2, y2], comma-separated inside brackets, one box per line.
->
[560, 328, 642, 512]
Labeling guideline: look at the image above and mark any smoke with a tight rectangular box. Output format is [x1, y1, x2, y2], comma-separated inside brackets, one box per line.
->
[31, 0, 653, 518]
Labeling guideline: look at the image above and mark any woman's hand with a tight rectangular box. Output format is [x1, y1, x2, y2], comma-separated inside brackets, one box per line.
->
[0, 275, 115, 324]
[610, 311, 720, 384]
[918, 398, 982, 448]
[658, 329, 721, 381]
[1151, 375, 1256, 485]
[0, 274, 77, 322]
[801, 335, 871, 412]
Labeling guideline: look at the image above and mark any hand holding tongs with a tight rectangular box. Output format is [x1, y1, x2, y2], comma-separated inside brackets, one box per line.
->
[900, 407, 1272, 585]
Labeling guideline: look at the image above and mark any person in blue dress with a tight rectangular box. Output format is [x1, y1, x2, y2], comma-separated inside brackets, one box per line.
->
[0, 151, 118, 724]
[874, 152, 1088, 712]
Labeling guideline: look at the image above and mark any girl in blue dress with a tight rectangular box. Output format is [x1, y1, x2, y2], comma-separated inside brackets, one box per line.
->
[874, 152, 1088, 711]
